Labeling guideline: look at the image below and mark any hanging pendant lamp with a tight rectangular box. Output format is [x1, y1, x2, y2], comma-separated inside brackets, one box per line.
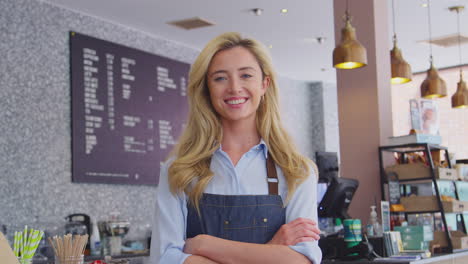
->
[390, 0, 412, 84]
[420, 61, 447, 98]
[333, 0, 367, 69]
[391, 39, 412, 84]
[452, 72, 468, 108]
[421, 0, 447, 98]
[449, 6, 468, 108]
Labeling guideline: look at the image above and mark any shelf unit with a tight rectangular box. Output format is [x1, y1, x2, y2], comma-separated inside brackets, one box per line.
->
[378, 143, 467, 253]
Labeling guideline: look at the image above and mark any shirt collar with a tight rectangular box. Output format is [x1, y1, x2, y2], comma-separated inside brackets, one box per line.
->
[216, 139, 269, 159]
[258, 139, 268, 158]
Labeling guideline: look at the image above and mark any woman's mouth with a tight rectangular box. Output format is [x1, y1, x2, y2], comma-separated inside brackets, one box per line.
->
[225, 98, 248, 105]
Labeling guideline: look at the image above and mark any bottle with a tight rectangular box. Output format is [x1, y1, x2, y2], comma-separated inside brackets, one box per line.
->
[90, 220, 101, 256]
[366, 205, 382, 237]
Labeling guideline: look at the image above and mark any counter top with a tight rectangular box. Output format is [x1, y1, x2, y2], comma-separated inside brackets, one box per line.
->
[322, 249, 468, 264]
[32, 252, 149, 264]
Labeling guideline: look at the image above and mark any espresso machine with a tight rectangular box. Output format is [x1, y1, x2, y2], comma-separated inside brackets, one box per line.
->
[98, 217, 130, 255]
[65, 214, 91, 254]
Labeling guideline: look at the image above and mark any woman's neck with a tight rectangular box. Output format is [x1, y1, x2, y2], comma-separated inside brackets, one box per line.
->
[221, 120, 260, 166]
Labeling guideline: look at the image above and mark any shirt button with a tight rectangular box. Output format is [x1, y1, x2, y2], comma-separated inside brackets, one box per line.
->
[263, 218, 268, 223]
[224, 220, 229, 225]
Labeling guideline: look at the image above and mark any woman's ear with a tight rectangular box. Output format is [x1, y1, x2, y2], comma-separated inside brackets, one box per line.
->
[262, 76, 271, 94]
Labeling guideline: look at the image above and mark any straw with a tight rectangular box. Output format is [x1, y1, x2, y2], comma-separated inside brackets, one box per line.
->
[13, 231, 19, 257]
[18, 230, 24, 258]
[48, 237, 58, 256]
[12, 226, 44, 262]
[48, 234, 88, 263]
[24, 230, 43, 259]
[22, 226, 27, 256]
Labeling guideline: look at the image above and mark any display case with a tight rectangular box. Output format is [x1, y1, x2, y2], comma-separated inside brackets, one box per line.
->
[378, 143, 468, 253]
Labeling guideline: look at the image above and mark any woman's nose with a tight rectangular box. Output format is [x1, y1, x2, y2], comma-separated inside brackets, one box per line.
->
[228, 77, 242, 93]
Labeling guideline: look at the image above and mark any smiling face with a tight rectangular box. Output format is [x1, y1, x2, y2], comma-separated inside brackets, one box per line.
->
[207, 46, 270, 126]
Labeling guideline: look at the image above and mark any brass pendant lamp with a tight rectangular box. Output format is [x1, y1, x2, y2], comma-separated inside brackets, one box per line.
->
[452, 73, 468, 108]
[390, 0, 412, 84]
[449, 6, 468, 108]
[333, 0, 367, 69]
[421, 0, 447, 98]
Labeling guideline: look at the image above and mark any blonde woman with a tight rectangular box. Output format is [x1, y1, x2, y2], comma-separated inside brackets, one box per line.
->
[150, 32, 322, 264]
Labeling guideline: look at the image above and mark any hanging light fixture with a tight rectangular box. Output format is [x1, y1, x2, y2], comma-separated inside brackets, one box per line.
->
[449, 6, 468, 108]
[421, 0, 447, 98]
[390, 0, 412, 84]
[333, 0, 367, 69]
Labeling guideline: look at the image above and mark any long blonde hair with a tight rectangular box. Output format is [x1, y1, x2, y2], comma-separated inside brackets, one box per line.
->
[168, 32, 315, 210]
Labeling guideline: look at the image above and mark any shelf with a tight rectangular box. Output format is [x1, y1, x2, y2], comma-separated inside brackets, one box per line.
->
[397, 177, 434, 183]
[391, 210, 468, 214]
[378, 143, 465, 254]
[379, 143, 447, 153]
[397, 178, 458, 184]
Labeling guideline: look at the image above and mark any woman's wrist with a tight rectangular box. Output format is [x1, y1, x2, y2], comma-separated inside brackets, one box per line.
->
[195, 234, 214, 256]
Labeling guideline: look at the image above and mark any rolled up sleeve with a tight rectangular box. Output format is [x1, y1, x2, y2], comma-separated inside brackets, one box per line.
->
[285, 165, 322, 264]
[150, 160, 191, 264]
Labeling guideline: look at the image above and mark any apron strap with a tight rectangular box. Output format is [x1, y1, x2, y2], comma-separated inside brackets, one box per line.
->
[266, 153, 279, 195]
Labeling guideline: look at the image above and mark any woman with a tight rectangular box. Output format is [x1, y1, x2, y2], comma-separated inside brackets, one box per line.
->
[150, 32, 322, 264]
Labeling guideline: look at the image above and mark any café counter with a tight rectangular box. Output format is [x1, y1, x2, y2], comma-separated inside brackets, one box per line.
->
[322, 250, 468, 264]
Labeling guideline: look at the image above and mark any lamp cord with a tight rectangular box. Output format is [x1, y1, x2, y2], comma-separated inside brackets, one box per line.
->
[345, 0, 350, 22]
[427, 0, 434, 64]
[391, 0, 397, 42]
[456, 8, 463, 78]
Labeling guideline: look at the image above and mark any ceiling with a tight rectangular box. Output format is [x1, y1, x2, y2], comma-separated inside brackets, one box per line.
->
[44, 0, 468, 83]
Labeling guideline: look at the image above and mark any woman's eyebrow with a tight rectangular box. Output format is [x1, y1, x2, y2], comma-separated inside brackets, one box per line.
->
[239, 66, 256, 71]
[209, 66, 257, 77]
[209, 70, 228, 77]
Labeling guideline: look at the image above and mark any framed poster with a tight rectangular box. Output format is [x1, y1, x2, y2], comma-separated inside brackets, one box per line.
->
[70, 32, 189, 185]
[409, 99, 439, 135]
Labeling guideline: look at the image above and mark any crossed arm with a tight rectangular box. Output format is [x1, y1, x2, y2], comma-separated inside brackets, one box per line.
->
[151, 161, 322, 264]
[183, 218, 320, 264]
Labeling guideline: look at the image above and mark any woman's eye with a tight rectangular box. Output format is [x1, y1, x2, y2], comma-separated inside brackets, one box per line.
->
[241, 74, 252, 79]
[214, 76, 227, 82]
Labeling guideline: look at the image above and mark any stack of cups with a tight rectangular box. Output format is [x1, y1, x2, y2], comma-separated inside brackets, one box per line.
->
[343, 219, 362, 251]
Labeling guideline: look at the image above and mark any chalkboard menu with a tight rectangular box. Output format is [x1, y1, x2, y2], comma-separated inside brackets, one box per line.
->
[70, 32, 189, 185]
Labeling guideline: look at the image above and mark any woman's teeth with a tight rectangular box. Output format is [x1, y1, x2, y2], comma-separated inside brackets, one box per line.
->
[226, 98, 246, 105]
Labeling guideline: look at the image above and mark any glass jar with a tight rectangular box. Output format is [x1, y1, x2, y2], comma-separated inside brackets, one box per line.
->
[55, 255, 84, 264]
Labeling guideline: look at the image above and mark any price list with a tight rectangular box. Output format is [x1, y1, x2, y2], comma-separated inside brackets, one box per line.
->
[70, 32, 189, 185]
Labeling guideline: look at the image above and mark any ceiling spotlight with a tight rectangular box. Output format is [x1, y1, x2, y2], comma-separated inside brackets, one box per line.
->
[281, 9, 288, 13]
[268, 44, 273, 49]
[252, 8, 263, 16]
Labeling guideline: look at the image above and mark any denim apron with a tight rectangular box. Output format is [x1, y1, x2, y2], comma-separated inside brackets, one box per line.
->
[186, 156, 286, 244]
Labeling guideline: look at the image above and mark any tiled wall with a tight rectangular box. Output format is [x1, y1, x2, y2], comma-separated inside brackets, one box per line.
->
[0, 0, 338, 241]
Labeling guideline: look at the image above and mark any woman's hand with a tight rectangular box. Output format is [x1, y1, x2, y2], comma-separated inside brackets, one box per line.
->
[184, 234, 211, 255]
[268, 217, 320, 246]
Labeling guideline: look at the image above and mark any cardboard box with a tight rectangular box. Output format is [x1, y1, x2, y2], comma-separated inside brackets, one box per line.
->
[394, 226, 433, 241]
[402, 240, 430, 250]
[435, 168, 458, 180]
[385, 163, 431, 180]
[400, 196, 468, 213]
[400, 196, 438, 211]
[432, 231, 468, 249]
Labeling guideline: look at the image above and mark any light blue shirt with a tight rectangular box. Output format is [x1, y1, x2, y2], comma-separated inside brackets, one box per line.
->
[150, 140, 322, 264]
